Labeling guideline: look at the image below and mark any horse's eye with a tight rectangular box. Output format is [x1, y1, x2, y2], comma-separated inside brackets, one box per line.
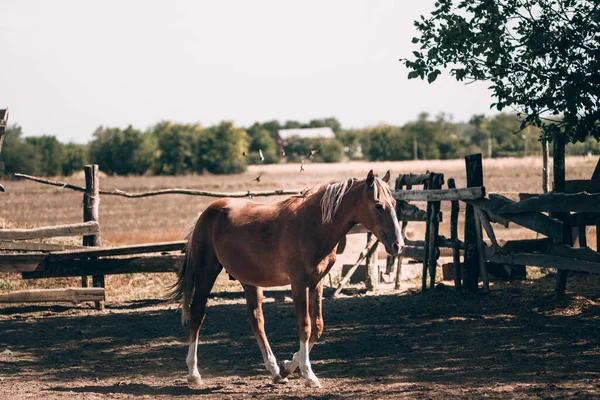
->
[375, 203, 384, 210]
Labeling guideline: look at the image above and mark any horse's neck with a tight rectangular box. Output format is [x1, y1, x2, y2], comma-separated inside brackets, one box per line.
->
[303, 184, 361, 254]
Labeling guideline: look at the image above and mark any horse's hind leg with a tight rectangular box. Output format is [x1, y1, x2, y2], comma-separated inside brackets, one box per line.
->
[242, 284, 287, 384]
[187, 258, 222, 385]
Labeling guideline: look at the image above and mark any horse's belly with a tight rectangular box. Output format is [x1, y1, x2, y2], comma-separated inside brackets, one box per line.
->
[217, 248, 291, 287]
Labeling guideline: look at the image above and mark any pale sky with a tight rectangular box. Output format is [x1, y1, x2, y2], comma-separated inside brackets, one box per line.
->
[0, 0, 495, 144]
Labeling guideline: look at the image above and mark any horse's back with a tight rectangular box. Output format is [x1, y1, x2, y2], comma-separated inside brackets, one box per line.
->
[200, 197, 292, 286]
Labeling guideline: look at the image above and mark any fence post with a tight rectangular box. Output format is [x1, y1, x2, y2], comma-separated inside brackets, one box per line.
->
[447, 178, 462, 290]
[552, 133, 570, 297]
[83, 165, 103, 310]
[365, 232, 380, 291]
[463, 154, 483, 293]
[394, 176, 408, 290]
[542, 139, 550, 194]
[425, 173, 443, 290]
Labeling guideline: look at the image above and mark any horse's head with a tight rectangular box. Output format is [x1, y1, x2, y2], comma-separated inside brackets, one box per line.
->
[358, 170, 404, 255]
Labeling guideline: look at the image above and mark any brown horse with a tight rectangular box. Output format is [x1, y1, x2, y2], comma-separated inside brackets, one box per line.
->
[170, 170, 403, 388]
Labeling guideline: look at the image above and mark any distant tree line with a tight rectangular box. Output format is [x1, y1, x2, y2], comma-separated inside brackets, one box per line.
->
[2, 113, 599, 177]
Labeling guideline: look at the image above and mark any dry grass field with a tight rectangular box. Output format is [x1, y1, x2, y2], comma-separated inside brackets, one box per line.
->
[1, 156, 599, 300]
[2, 157, 600, 399]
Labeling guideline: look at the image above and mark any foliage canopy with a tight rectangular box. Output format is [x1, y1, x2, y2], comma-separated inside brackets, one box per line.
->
[403, 0, 600, 142]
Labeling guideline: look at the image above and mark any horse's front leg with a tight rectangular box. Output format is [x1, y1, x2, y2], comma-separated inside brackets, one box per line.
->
[282, 280, 324, 381]
[287, 282, 321, 388]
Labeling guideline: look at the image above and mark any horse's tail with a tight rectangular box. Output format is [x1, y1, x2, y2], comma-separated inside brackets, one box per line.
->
[169, 232, 196, 325]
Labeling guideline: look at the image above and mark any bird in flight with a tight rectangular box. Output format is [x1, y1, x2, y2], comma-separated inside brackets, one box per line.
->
[308, 149, 318, 159]
[254, 173, 262, 183]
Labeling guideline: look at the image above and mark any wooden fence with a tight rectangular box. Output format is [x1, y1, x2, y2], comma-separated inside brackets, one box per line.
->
[0, 162, 485, 306]
[4, 151, 596, 305]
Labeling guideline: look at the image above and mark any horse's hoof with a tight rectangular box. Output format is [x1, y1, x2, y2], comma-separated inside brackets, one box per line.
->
[187, 374, 203, 386]
[305, 377, 322, 388]
[273, 375, 289, 384]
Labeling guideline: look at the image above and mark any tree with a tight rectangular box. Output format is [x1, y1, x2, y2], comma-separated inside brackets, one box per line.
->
[404, 0, 600, 143]
[62, 143, 88, 176]
[197, 121, 248, 174]
[151, 122, 200, 175]
[366, 125, 411, 161]
[25, 136, 65, 176]
[248, 128, 278, 164]
[89, 125, 150, 175]
[0, 125, 41, 175]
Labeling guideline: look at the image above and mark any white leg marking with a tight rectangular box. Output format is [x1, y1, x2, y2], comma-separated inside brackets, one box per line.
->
[256, 338, 286, 383]
[186, 340, 202, 385]
[284, 342, 316, 376]
[298, 340, 321, 388]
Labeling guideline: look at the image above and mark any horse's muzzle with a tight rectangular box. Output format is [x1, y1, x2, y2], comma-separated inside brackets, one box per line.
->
[384, 240, 403, 256]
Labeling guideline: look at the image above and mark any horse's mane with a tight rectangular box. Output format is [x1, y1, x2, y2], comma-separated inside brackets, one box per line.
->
[320, 178, 355, 224]
[320, 176, 393, 224]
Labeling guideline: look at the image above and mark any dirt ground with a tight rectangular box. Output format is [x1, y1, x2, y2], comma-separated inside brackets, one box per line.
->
[1, 274, 599, 400]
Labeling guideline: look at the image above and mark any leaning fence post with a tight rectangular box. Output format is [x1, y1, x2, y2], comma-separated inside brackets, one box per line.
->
[464, 154, 483, 293]
[83, 165, 103, 310]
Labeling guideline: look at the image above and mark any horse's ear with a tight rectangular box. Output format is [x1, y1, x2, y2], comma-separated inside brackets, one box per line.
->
[382, 170, 391, 183]
[367, 170, 375, 187]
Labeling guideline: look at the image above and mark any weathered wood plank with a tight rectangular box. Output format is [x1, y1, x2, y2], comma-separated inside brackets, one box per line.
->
[398, 173, 430, 186]
[394, 186, 485, 202]
[48, 241, 186, 261]
[0, 288, 105, 303]
[0, 221, 100, 241]
[564, 180, 600, 194]
[22, 255, 184, 279]
[499, 192, 600, 214]
[463, 154, 483, 293]
[474, 208, 490, 293]
[464, 195, 563, 242]
[488, 252, 600, 274]
[0, 254, 47, 272]
[498, 238, 552, 253]
[0, 242, 88, 252]
[448, 178, 462, 290]
[398, 202, 443, 222]
[542, 140, 550, 194]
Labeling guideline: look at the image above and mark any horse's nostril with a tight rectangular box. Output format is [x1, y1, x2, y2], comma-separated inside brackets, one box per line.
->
[392, 241, 400, 254]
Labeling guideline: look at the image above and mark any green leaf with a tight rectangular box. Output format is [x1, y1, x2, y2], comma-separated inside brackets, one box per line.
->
[427, 70, 440, 83]
[408, 70, 420, 79]
[411, 37, 419, 43]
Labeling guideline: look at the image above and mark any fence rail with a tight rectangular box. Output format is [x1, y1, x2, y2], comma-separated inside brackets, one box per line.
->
[0, 221, 100, 241]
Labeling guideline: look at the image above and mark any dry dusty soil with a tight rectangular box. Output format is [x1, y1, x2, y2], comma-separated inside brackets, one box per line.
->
[1, 274, 600, 400]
